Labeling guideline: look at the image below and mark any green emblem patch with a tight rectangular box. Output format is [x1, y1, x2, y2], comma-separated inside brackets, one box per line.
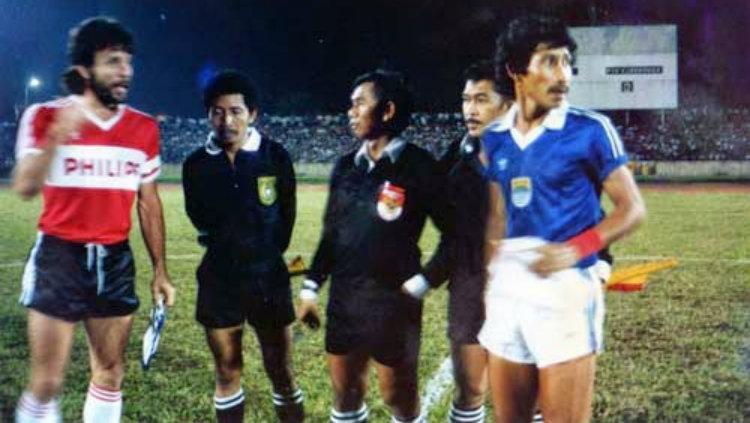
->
[257, 176, 277, 206]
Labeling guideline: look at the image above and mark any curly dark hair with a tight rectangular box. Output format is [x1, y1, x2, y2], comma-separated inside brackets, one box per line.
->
[203, 70, 258, 112]
[68, 16, 134, 67]
[495, 14, 577, 81]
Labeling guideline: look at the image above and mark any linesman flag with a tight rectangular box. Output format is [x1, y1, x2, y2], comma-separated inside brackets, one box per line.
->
[606, 258, 678, 292]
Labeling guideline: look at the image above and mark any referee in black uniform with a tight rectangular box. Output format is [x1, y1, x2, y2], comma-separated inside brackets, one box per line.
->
[429, 61, 512, 423]
[182, 71, 303, 423]
[297, 69, 452, 423]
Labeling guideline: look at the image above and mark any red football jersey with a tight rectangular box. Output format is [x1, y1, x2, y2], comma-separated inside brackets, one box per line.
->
[15, 96, 161, 244]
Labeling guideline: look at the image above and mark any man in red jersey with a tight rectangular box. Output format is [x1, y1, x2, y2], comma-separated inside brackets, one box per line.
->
[12, 16, 175, 423]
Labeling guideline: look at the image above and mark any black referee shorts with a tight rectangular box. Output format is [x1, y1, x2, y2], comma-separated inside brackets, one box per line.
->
[325, 278, 422, 367]
[447, 270, 486, 345]
[195, 254, 295, 329]
[19, 233, 139, 322]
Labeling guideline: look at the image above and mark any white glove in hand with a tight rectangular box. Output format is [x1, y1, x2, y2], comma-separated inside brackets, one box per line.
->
[401, 274, 430, 300]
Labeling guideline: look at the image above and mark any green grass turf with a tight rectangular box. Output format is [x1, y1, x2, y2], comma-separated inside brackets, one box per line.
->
[0, 184, 748, 422]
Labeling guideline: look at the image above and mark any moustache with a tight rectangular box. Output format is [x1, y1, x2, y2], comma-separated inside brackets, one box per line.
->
[465, 119, 482, 126]
[215, 128, 239, 140]
[112, 80, 130, 89]
[548, 86, 569, 94]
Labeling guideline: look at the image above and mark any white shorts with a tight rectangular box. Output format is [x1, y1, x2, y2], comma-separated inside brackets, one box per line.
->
[477, 237, 605, 368]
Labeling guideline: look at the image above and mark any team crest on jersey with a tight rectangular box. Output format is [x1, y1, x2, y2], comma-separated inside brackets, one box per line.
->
[257, 176, 277, 206]
[511, 177, 532, 208]
[377, 181, 406, 221]
[497, 158, 508, 171]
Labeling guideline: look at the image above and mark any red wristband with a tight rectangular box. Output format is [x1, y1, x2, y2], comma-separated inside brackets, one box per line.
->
[566, 228, 605, 259]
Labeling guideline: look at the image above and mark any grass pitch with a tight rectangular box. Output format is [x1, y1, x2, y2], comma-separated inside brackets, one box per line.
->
[0, 183, 748, 422]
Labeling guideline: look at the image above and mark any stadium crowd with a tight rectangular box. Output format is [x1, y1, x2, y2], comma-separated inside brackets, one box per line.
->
[157, 112, 465, 164]
[623, 107, 750, 161]
[2, 107, 749, 175]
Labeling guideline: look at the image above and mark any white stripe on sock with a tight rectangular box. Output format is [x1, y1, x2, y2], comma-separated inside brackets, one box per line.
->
[272, 388, 304, 405]
[214, 389, 245, 410]
[449, 403, 485, 422]
[330, 404, 368, 422]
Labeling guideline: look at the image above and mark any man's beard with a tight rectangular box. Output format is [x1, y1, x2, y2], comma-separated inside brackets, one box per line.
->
[91, 76, 126, 110]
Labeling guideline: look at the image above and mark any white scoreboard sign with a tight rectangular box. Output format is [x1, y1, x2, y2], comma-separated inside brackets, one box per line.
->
[569, 25, 678, 110]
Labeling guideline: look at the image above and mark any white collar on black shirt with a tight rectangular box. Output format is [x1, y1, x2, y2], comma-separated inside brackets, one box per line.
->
[353, 137, 407, 172]
[205, 127, 262, 155]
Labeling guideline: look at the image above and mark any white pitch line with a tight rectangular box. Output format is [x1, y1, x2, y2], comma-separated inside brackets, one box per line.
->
[618, 255, 750, 264]
[166, 253, 200, 259]
[421, 356, 454, 418]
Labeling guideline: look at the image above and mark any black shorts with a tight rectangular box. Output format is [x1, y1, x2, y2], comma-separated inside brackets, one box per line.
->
[325, 278, 422, 367]
[448, 270, 486, 345]
[195, 254, 295, 329]
[19, 233, 139, 322]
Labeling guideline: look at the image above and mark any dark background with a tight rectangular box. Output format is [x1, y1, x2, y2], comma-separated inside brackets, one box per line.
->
[1, 0, 748, 118]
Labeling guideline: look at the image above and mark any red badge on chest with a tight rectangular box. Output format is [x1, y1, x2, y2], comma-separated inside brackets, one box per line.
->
[377, 181, 406, 221]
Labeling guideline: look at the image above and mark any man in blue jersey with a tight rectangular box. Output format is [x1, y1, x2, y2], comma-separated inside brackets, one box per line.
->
[479, 15, 646, 423]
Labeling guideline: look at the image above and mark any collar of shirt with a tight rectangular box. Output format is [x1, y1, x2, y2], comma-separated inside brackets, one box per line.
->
[492, 102, 569, 150]
[353, 137, 407, 172]
[204, 127, 262, 156]
[459, 134, 481, 156]
[70, 95, 126, 131]
[458, 134, 487, 175]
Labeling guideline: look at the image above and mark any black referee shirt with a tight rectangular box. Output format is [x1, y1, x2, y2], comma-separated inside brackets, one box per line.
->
[182, 129, 296, 266]
[426, 135, 489, 287]
[307, 140, 452, 290]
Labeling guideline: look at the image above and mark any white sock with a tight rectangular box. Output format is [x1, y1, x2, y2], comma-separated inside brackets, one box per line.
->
[83, 383, 122, 423]
[15, 391, 61, 423]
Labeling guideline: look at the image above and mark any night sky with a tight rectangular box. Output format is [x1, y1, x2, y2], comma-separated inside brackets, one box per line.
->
[1, 0, 748, 119]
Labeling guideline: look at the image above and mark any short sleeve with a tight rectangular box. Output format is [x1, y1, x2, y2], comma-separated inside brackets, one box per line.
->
[590, 116, 629, 183]
[15, 105, 49, 160]
[140, 121, 161, 184]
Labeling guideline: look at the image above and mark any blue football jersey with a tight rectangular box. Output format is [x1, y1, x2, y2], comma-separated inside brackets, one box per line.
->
[483, 103, 628, 267]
